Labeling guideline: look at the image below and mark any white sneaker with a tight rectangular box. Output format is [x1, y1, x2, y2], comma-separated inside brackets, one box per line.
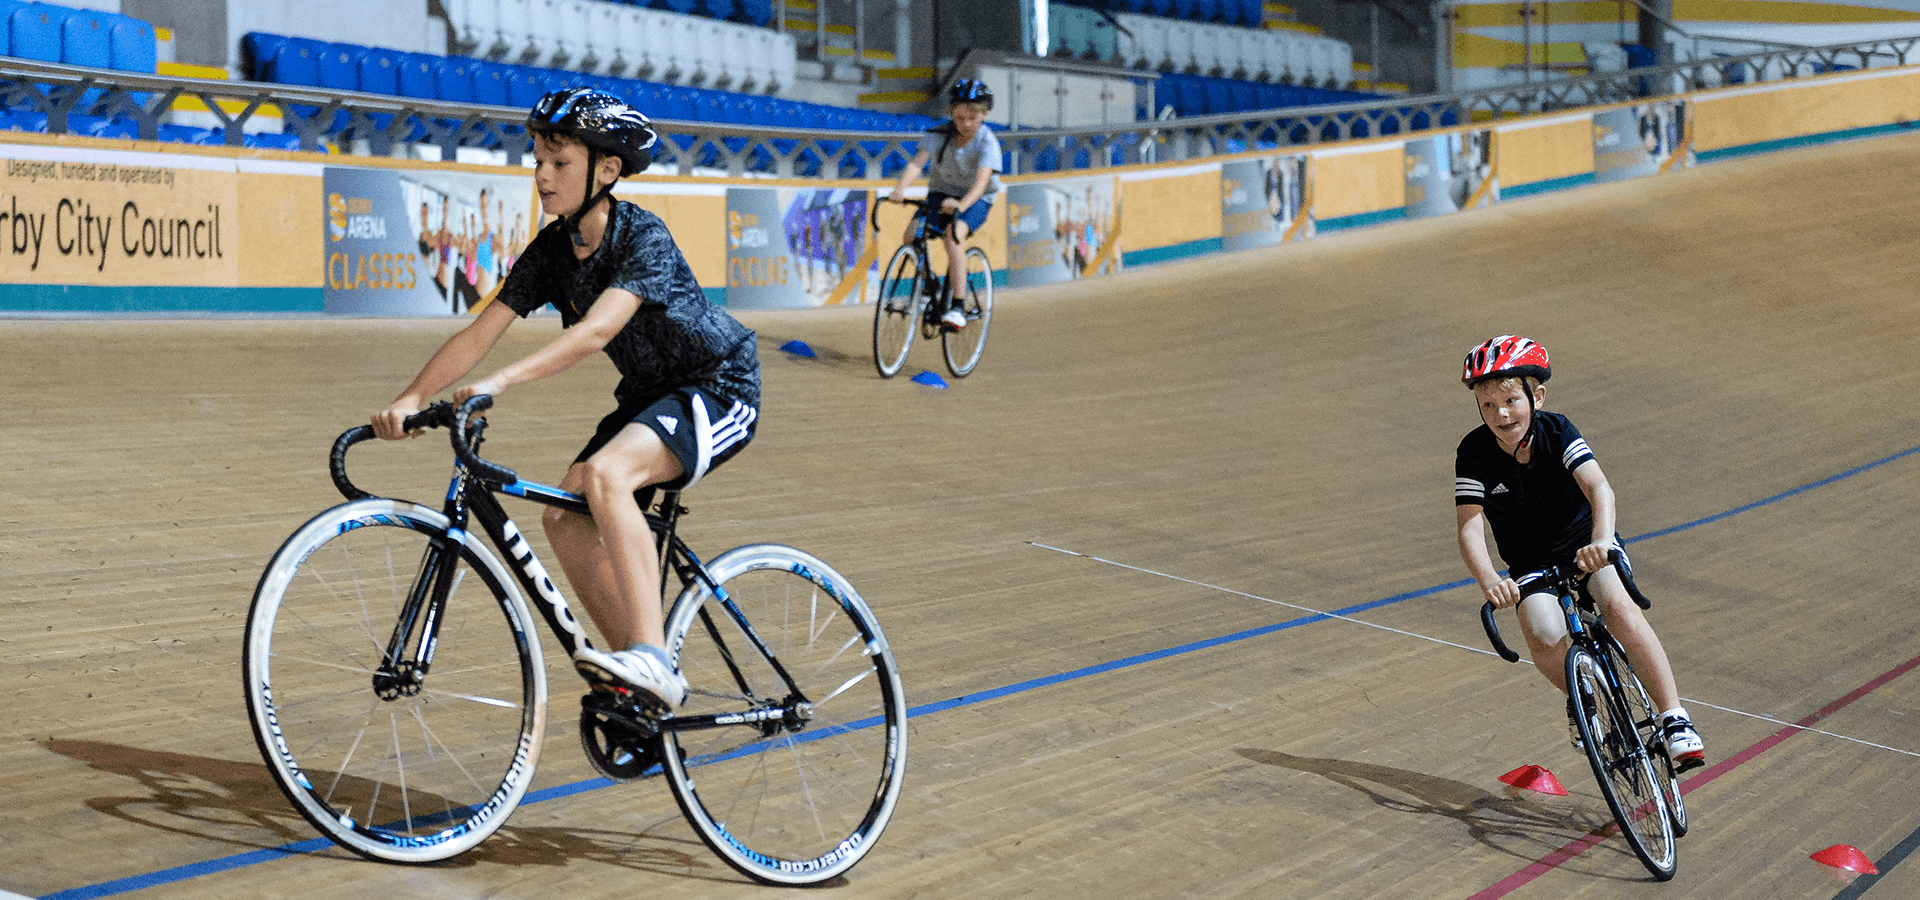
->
[575, 645, 687, 709]
[1660, 711, 1705, 767]
[940, 304, 968, 330]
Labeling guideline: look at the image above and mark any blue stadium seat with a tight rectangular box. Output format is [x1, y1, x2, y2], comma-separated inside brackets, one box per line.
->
[397, 53, 437, 99]
[241, 32, 288, 80]
[1227, 78, 1256, 112]
[1202, 77, 1231, 114]
[652, 0, 698, 14]
[158, 122, 221, 145]
[433, 57, 477, 103]
[317, 43, 360, 91]
[270, 38, 325, 86]
[696, 0, 737, 21]
[506, 65, 551, 107]
[10, 4, 62, 63]
[472, 60, 512, 106]
[737, 0, 772, 26]
[58, 8, 111, 68]
[106, 15, 155, 72]
[1167, 0, 1196, 20]
[358, 47, 402, 95]
[1190, 0, 1219, 23]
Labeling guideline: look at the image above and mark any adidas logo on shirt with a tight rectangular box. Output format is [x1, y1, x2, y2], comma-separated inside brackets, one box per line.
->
[1490, 484, 1510, 495]
[656, 415, 680, 435]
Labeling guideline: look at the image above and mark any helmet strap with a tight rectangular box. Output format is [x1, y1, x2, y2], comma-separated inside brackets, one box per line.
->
[565, 148, 615, 247]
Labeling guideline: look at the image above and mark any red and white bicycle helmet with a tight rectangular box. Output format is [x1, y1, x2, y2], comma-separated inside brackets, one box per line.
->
[1461, 335, 1551, 388]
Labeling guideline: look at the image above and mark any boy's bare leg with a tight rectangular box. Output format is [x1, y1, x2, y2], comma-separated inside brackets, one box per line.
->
[1588, 567, 1683, 711]
[544, 425, 685, 651]
[1516, 592, 1571, 694]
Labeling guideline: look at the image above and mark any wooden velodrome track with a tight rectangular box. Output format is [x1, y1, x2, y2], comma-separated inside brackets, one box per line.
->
[6, 130, 1920, 900]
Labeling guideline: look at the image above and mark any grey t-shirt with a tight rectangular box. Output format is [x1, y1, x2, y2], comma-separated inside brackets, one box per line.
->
[497, 200, 759, 408]
[925, 122, 1003, 200]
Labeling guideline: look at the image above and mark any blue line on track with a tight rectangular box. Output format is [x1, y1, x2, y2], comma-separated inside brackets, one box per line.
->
[40, 443, 1920, 899]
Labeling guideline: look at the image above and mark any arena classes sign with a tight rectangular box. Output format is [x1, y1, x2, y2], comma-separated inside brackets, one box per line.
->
[322, 165, 535, 315]
[0, 157, 235, 283]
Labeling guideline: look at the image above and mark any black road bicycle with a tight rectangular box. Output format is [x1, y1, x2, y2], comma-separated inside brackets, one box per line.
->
[243, 397, 907, 885]
[871, 197, 993, 379]
[1481, 551, 1689, 881]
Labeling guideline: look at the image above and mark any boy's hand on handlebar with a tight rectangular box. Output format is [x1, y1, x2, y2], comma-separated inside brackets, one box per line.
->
[884, 190, 902, 204]
[1481, 577, 1522, 609]
[1575, 542, 1612, 574]
[371, 402, 421, 441]
[453, 379, 502, 404]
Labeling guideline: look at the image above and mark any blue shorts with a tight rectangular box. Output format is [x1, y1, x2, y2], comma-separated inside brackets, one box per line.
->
[923, 192, 991, 239]
[575, 387, 758, 491]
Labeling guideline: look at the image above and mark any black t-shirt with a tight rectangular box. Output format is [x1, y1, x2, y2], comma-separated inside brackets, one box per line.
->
[1454, 411, 1597, 573]
[498, 200, 759, 407]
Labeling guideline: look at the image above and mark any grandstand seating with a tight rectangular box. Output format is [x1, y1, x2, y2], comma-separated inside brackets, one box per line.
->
[445, 0, 794, 93]
[1109, 11, 1352, 87]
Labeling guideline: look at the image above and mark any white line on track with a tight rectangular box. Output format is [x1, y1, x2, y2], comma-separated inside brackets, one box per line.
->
[1030, 540, 1920, 760]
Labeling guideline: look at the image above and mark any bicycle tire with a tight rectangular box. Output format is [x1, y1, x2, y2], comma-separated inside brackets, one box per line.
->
[873, 244, 925, 378]
[1603, 634, 1688, 837]
[1568, 647, 1676, 880]
[942, 245, 993, 377]
[660, 544, 906, 885]
[243, 499, 547, 863]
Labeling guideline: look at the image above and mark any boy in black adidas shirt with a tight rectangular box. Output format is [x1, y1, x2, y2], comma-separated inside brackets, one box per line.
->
[1453, 336, 1704, 767]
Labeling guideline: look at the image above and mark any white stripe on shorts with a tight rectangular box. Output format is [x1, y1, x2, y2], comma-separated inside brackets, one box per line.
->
[684, 395, 758, 490]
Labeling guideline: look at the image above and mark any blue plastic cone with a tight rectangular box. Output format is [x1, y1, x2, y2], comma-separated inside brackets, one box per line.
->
[778, 339, 816, 358]
[910, 370, 948, 388]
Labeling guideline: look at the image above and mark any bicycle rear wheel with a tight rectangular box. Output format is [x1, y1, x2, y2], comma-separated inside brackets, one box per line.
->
[942, 245, 993, 377]
[873, 244, 925, 378]
[1604, 634, 1688, 837]
[661, 544, 906, 885]
[243, 499, 547, 863]
[1568, 646, 1676, 880]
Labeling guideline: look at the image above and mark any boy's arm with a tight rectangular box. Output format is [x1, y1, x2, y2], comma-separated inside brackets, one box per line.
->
[1458, 504, 1521, 608]
[373, 301, 518, 440]
[950, 165, 993, 213]
[1571, 459, 1617, 572]
[455, 286, 644, 402]
[887, 149, 931, 201]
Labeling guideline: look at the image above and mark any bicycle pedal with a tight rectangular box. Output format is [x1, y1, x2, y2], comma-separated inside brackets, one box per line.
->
[1673, 753, 1706, 774]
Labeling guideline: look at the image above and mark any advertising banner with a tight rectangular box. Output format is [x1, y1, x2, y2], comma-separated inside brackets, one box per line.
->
[1221, 154, 1312, 252]
[1592, 101, 1690, 182]
[0, 151, 238, 285]
[322, 165, 534, 315]
[1403, 129, 1496, 219]
[724, 186, 873, 309]
[1004, 175, 1119, 288]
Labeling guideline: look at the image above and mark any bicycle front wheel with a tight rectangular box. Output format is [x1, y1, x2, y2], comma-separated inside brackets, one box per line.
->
[1604, 634, 1688, 837]
[1568, 647, 1676, 880]
[243, 499, 547, 863]
[873, 244, 925, 378]
[942, 245, 994, 377]
[661, 544, 906, 885]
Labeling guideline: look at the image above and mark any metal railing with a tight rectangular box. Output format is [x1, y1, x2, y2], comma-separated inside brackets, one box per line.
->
[0, 33, 1913, 178]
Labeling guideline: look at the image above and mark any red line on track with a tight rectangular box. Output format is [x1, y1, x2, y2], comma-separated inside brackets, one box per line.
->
[1465, 652, 1920, 899]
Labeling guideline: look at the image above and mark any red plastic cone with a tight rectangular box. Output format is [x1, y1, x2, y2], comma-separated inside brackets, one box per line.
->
[1811, 845, 1879, 875]
[1498, 764, 1569, 796]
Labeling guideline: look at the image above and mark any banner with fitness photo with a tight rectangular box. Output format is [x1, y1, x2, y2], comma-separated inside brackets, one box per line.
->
[1403, 129, 1497, 220]
[1003, 175, 1119, 288]
[723, 186, 871, 309]
[1221, 154, 1313, 252]
[1592, 102, 1691, 182]
[321, 166, 535, 316]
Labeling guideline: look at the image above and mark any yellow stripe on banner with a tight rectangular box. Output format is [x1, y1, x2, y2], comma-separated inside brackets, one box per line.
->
[826, 235, 879, 305]
[1082, 217, 1121, 278]
[1282, 174, 1314, 242]
[1464, 131, 1500, 209]
[1674, 0, 1920, 23]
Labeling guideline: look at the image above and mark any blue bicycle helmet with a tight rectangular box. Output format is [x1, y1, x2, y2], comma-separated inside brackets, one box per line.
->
[949, 78, 993, 109]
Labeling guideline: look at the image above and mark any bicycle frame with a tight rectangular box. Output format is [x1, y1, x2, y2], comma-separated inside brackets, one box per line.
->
[333, 397, 808, 736]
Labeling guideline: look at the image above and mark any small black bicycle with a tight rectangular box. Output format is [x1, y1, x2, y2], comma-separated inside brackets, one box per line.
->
[242, 397, 907, 885]
[1481, 551, 1689, 881]
[871, 196, 993, 379]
